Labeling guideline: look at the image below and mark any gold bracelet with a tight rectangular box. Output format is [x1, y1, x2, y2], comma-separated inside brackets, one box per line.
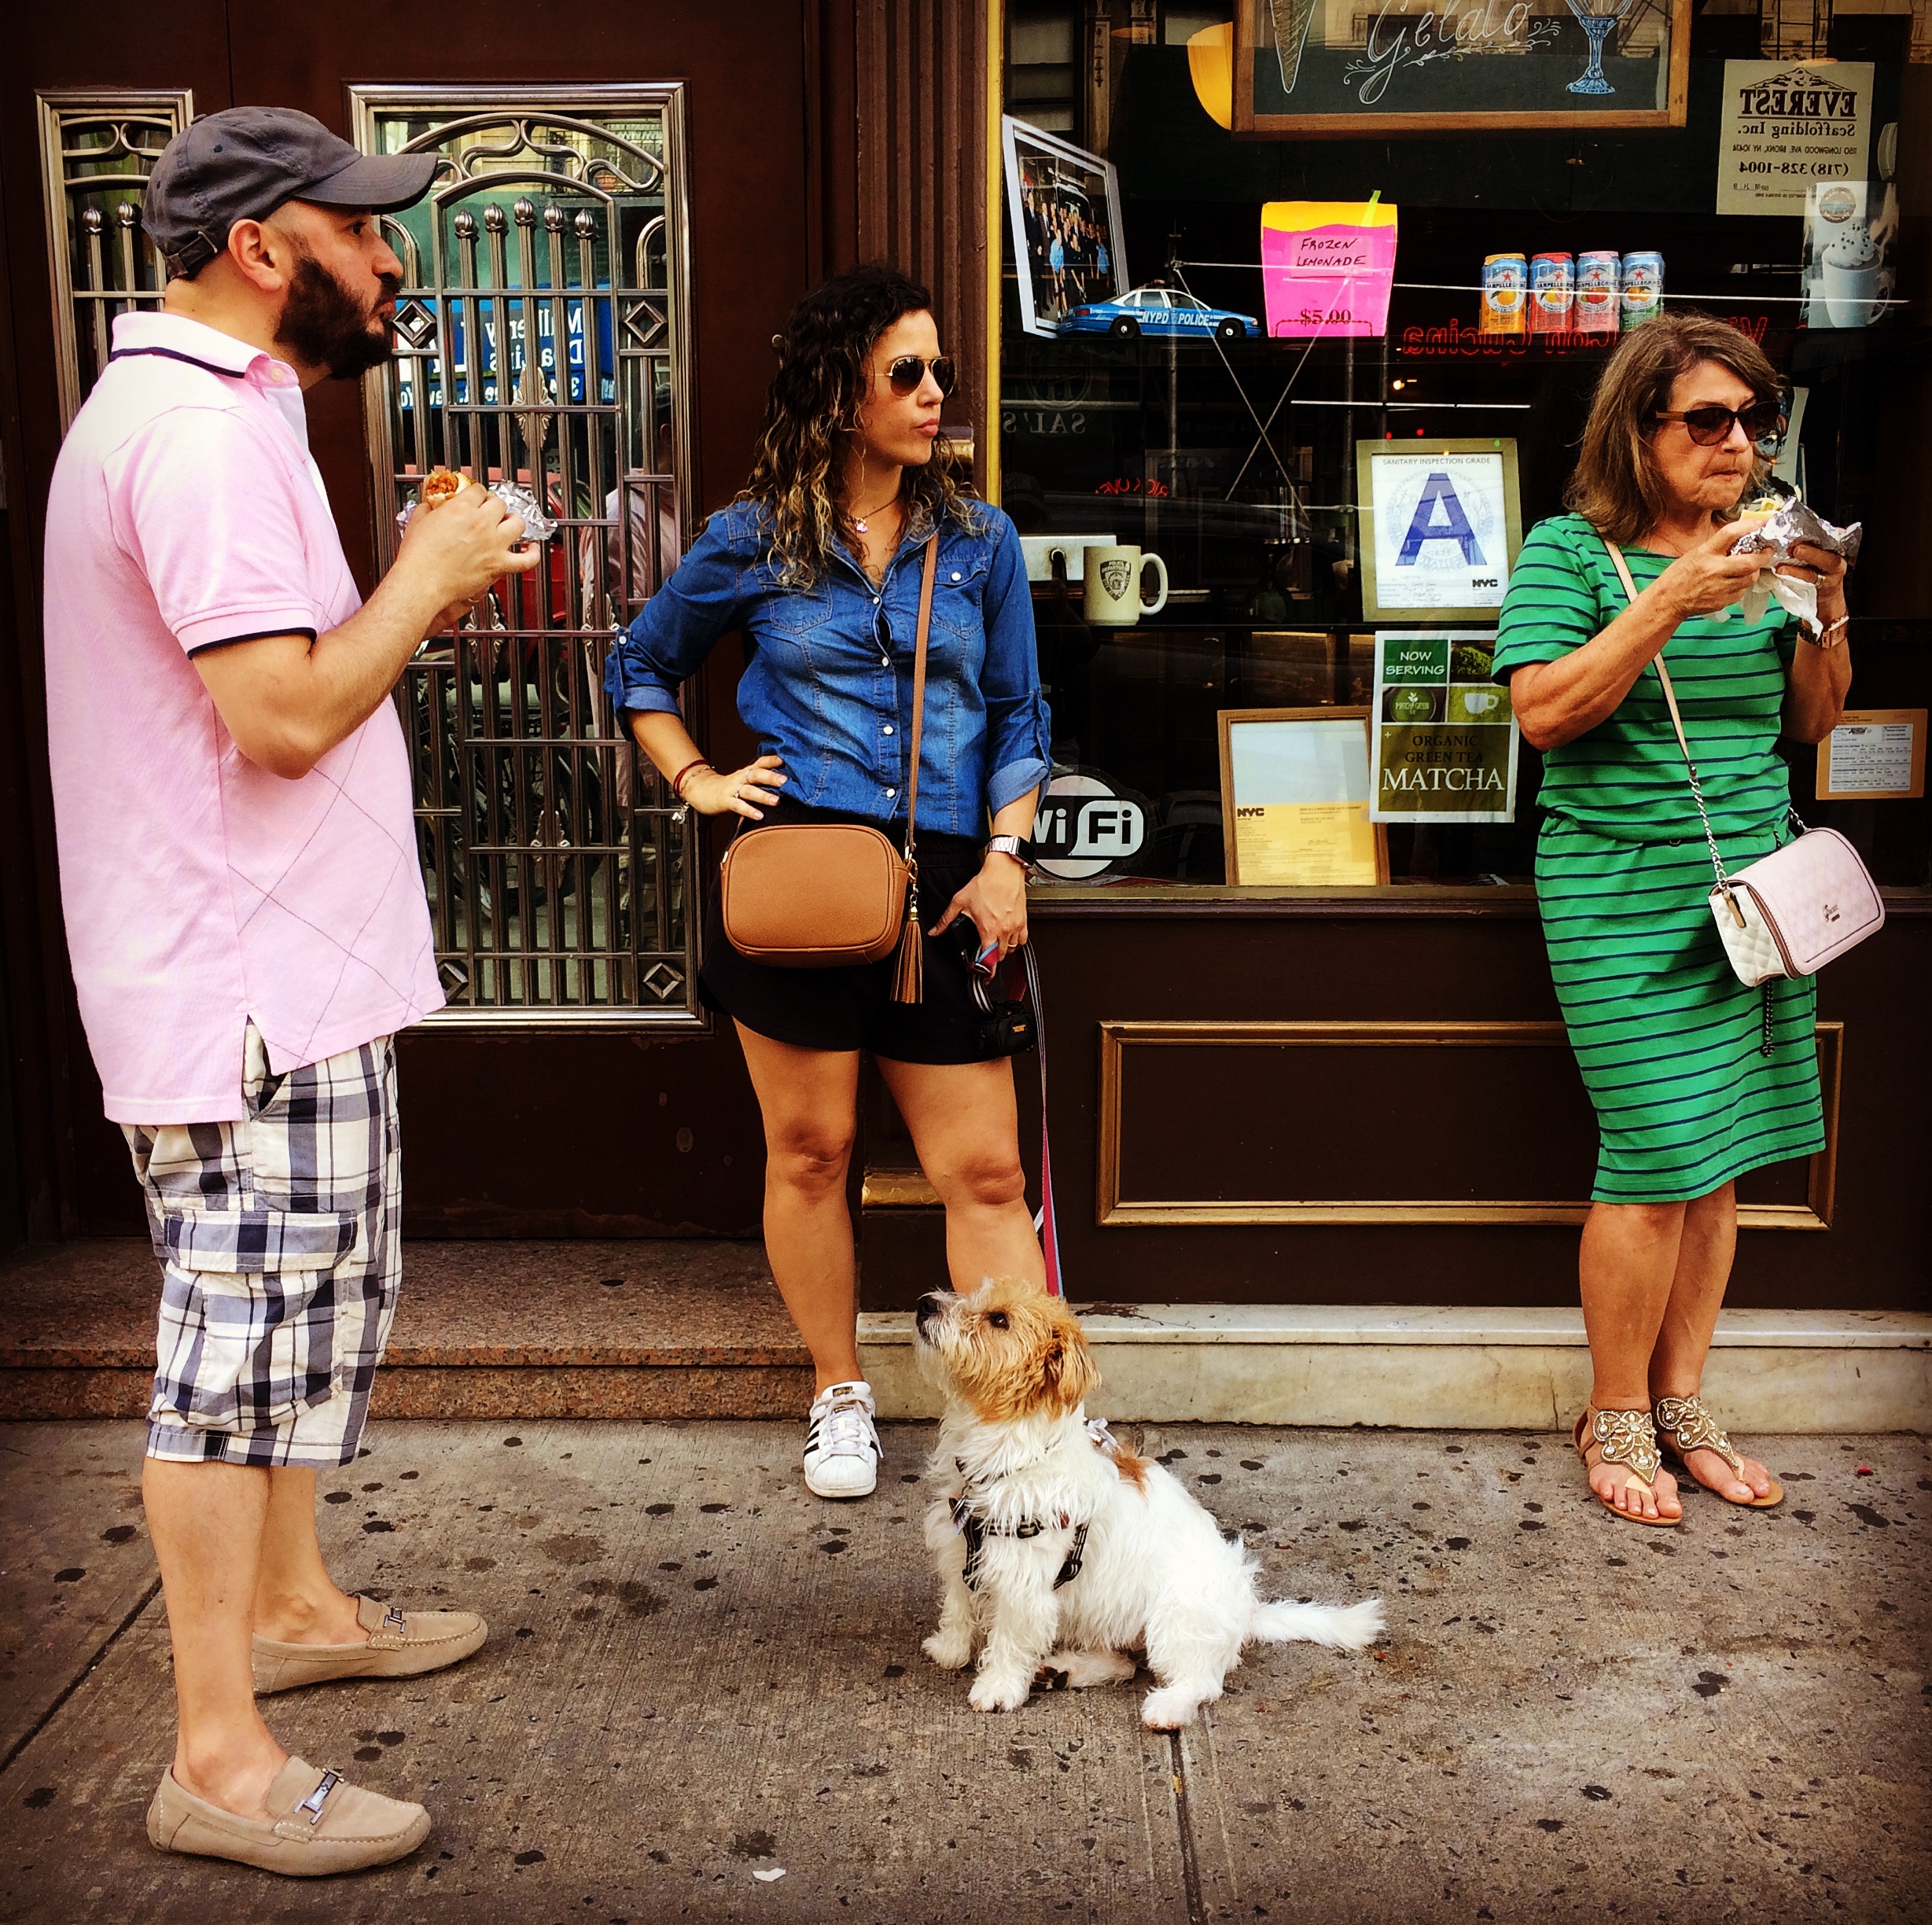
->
[1808, 616, 1849, 650]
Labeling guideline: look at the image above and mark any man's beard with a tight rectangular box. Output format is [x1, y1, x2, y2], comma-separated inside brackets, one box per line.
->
[275, 247, 401, 381]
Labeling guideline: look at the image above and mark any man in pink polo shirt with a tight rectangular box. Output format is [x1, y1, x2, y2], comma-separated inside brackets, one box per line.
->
[42, 108, 538, 1876]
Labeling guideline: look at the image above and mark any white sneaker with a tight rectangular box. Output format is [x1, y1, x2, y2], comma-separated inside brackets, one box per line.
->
[803, 1379, 881, 1499]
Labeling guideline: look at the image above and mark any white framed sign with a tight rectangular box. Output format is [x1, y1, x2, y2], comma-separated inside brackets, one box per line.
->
[1002, 117, 1128, 340]
[1355, 440, 1523, 625]
[1716, 61, 1873, 217]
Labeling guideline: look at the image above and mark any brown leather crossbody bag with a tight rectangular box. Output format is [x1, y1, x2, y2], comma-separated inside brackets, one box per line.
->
[716, 532, 940, 1003]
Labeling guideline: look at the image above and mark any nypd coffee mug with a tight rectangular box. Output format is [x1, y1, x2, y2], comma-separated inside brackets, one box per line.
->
[1082, 544, 1169, 626]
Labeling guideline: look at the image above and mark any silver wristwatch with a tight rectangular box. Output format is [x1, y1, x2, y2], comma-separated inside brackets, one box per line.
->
[985, 834, 1035, 876]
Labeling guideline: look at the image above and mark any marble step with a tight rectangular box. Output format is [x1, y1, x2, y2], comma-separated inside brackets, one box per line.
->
[863, 1303, 1932, 1433]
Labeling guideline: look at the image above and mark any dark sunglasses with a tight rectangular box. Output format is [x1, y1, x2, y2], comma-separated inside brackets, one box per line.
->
[1654, 400, 1786, 447]
[885, 354, 956, 398]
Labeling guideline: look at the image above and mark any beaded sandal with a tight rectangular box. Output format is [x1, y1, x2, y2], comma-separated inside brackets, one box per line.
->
[1571, 1406, 1681, 1528]
[1653, 1394, 1783, 1508]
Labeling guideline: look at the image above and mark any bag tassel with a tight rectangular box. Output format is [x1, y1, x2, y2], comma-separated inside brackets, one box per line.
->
[891, 867, 923, 1005]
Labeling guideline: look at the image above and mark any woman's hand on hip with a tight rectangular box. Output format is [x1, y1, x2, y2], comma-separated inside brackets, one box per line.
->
[1657, 513, 1774, 620]
[931, 854, 1029, 955]
[684, 754, 787, 819]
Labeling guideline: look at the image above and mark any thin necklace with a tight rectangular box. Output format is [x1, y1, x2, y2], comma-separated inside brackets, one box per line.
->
[1644, 524, 1706, 558]
[852, 490, 900, 536]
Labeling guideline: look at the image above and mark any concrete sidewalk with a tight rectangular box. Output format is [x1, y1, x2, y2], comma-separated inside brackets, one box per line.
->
[1, 1421, 1925, 1925]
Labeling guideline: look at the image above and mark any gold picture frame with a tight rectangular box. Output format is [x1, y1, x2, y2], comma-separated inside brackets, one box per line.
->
[1232, 0, 1691, 138]
[1356, 439, 1524, 626]
[1217, 706, 1390, 887]
[1095, 1020, 1843, 1228]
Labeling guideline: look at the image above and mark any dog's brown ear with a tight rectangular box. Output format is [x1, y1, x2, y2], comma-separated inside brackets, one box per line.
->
[1038, 1325, 1099, 1414]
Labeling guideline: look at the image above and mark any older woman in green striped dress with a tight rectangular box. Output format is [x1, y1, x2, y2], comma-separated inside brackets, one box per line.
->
[1492, 314, 1852, 1528]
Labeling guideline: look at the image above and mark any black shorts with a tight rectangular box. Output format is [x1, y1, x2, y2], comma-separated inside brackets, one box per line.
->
[698, 801, 995, 1064]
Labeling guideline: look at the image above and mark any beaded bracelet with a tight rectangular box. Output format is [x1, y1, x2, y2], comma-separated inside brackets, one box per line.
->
[669, 756, 713, 799]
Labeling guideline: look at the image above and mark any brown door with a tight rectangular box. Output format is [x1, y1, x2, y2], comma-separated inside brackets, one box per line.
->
[1, 4, 821, 1237]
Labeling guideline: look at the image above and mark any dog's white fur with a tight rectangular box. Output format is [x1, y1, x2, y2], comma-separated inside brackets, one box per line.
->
[914, 1278, 1384, 1728]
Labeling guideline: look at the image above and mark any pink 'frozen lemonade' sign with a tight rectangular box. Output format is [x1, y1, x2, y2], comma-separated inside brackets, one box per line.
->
[1261, 201, 1399, 340]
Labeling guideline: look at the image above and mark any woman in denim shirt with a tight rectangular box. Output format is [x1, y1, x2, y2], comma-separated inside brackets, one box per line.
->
[607, 266, 1052, 1500]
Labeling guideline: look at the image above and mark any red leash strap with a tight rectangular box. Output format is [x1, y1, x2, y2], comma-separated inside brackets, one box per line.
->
[1019, 942, 1063, 1297]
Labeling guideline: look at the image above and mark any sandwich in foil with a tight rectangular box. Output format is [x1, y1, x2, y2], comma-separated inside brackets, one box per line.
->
[396, 466, 558, 543]
[1731, 496, 1861, 635]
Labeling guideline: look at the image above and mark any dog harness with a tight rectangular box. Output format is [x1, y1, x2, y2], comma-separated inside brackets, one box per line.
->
[949, 1458, 1089, 1593]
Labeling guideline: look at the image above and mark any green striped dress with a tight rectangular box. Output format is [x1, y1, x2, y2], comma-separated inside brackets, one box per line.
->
[1493, 513, 1824, 1203]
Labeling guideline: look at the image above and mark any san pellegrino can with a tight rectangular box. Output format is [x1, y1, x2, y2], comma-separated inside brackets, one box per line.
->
[1576, 250, 1621, 334]
[1620, 251, 1665, 329]
[1481, 253, 1528, 335]
[1529, 252, 1575, 336]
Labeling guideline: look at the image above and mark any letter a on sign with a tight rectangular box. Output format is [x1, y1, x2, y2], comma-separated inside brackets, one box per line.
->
[1397, 473, 1485, 567]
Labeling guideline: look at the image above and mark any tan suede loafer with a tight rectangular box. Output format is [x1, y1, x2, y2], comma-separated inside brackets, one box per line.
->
[252, 1593, 488, 1695]
[146, 1757, 430, 1875]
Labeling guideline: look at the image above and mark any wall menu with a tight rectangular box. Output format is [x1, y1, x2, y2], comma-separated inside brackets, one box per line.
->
[1715, 59, 1873, 216]
[1816, 709, 1926, 801]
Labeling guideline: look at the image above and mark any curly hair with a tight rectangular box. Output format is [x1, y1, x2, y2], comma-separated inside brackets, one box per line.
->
[740, 263, 983, 587]
[1566, 312, 1784, 544]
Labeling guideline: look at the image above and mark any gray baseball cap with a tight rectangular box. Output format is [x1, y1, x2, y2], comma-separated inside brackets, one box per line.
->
[143, 106, 437, 276]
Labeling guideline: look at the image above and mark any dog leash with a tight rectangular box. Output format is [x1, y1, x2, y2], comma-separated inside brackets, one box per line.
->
[1018, 941, 1063, 1298]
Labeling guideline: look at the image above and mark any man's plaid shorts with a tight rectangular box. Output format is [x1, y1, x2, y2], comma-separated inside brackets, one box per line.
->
[123, 1022, 400, 1469]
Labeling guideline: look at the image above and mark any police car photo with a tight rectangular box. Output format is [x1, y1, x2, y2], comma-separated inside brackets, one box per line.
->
[1060, 281, 1260, 343]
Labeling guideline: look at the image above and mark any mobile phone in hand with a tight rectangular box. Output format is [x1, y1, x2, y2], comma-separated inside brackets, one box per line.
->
[951, 913, 1001, 985]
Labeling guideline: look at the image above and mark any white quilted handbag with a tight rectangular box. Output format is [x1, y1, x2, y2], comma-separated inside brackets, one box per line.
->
[1603, 540, 1885, 1003]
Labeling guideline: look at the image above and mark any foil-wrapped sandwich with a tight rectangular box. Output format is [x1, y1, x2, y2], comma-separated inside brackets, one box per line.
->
[396, 466, 558, 543]
[1731, 494, 1862, 635]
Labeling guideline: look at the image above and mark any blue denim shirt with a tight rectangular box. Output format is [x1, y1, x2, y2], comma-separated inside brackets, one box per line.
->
[604, 499, 1051, 836]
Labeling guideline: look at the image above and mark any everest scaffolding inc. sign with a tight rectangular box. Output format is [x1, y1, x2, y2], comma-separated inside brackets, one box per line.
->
[1356, 439, 1522, 625]
[1371, 632, 1519, 824]
[1716, 60, 1873, 215]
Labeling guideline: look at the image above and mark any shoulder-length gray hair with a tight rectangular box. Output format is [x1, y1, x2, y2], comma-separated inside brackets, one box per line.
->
[1566, 312, 1783, 544]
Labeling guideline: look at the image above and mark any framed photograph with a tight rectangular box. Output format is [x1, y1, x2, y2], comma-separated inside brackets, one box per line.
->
[1356, 439, 1523, 625]
[1218, 706, 1389, 887]
[1002, 116, 1128, 339]
[1232, 0, 1691, 138]
[1815, 709, 1927, 800]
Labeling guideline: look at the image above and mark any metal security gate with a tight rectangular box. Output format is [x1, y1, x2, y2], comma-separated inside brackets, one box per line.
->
[351, 87, 701, 1025]
[35, 90, 194, 431]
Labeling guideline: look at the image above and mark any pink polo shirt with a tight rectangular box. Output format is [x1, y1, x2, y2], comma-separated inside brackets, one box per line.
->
[42, 311, 443, 1124]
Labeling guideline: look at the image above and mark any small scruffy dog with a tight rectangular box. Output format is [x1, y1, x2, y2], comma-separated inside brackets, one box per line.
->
[915, 1278, 1384, 1728]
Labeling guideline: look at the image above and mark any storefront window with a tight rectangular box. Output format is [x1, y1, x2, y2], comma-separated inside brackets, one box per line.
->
[998, 1, 1930, 893]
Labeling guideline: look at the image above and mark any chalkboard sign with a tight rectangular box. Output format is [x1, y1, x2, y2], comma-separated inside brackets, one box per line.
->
[1233, 0, 1690, 134]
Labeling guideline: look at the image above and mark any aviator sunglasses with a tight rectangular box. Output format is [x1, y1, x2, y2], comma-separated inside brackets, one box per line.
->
[884, 353, 957, 397]
[1654, 399, 1787, 448]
